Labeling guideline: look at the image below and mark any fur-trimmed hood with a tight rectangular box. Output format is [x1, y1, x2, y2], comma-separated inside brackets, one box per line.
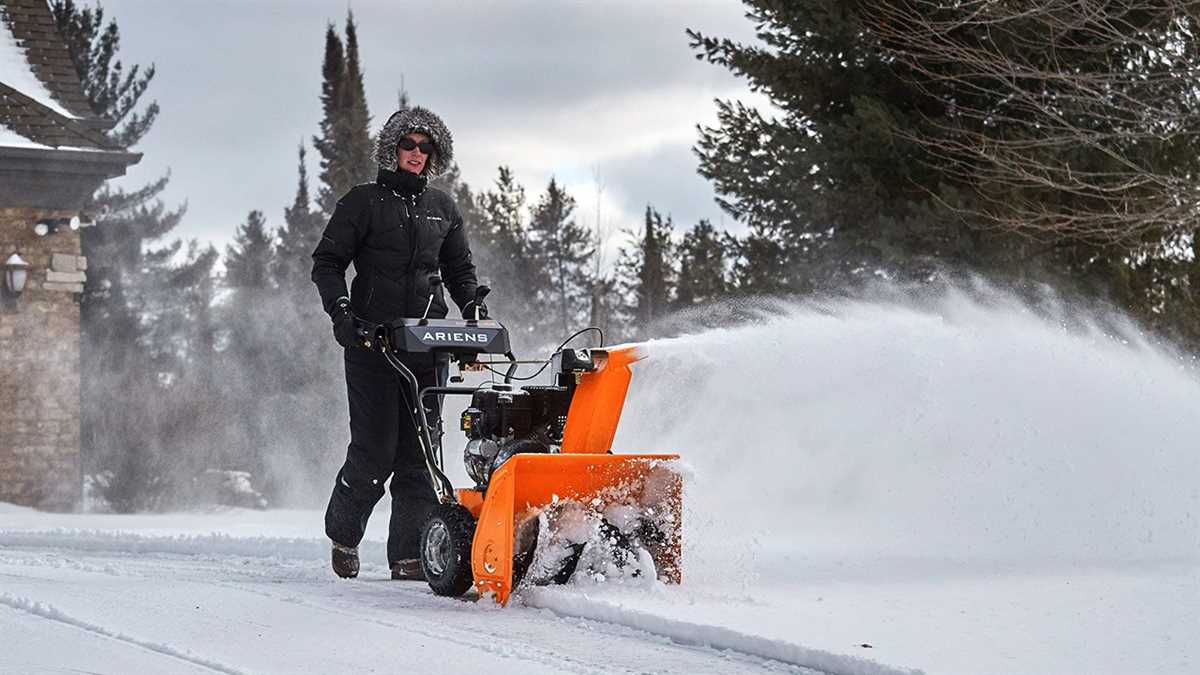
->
[376, 106, 454, 176]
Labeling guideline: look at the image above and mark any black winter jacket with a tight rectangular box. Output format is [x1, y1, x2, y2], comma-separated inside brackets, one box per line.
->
[311, 169, 478, 324]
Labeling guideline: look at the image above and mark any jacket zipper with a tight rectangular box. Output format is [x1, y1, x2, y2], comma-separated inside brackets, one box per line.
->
[404, 200, 420, 315]
[364, 270, 376, 310]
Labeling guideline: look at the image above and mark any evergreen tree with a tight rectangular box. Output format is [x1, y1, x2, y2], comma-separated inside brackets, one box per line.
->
[140, 241, 219, 372]
[687, 2, 1023, 292]
[100, 240, 219, 511]
[313, 16, 373, 215]
[342, 11, 375, 183]
[220, 212, 290, 499]
[588, 276, 617, 344]
[636, 207, 673, 326]
[729, 223, 793, 295]
[432, 163, 488, 279]
[528, 178, 593, 338]
[225, 211, 275, 290]
[428, 160, 458, 191]
[613, 206, 674, 339]
[476, 166, 526, 255]
[53, 1, 199, 509]
[274, 144, 325, 291]
[674, 220, 729, 307]
[51, 0, 158, 147]
[689, 2, 1200, 355]
[314, 24, 347, 214]
[473, 167, 545, 344]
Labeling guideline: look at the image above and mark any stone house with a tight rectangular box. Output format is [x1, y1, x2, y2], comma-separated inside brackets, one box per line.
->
[0, 0, 140, 509]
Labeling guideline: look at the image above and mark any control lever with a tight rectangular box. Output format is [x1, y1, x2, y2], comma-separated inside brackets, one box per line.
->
[450, 354, 480, 383]
[354, 321, 374, 351]
[468, 285, 491, 323]
[419, 275, 442, 325]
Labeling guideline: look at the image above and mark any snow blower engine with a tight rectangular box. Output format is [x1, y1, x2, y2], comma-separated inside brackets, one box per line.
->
[372, 278, 681, 604]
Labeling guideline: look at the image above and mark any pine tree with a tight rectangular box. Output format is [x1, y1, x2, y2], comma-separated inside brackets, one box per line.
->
[730, 223, 791, 295]
[51, 0, 158, 147]
[313, 16, 373, 215]
[342, 11, 374, 183]
[612, 206, 674, 339]
[428, 160, 458, 194]
[690, 1, 1200, 352]
[688, 2, 1017, 291]
[588, 276, 616, 344]
[528, 178, 594, 338]
[100, 240, 219, 511]
[225, 211, 275, 290]
[274, 144, 325, 291]
[432, 163, 488, 278]
[674, 220, 729, 307]
[314, 24, 348, 214]
[476, 166, 526, 255]
[473, 167, 542, 341]
[636, 207, 673, 326]
[220, 212, 288, 498]
[53, 1, 197, 509]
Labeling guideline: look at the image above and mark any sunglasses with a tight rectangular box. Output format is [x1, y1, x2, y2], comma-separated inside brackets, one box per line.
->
[397, 137, 435, 155]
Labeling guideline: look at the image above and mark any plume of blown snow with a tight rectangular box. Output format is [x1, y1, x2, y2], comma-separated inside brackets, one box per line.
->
[612, 283, 1200, 586]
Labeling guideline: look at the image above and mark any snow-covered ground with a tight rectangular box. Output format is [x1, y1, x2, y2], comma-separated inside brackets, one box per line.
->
[3, 289, 1197, 674]
[0, 506, 829, 675]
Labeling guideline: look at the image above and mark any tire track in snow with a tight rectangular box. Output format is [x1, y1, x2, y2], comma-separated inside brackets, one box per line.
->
[0, 593, 248, 675]
[0, 529, 338, 561]
[2, 535, 816, 673]
[211, 576, 811, 674]
[520, 589, 924, 675]
[0, 548, 609, 675]
[209, 578, 618, 675]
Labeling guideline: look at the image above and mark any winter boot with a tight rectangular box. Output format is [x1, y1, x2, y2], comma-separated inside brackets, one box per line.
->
[332, 542, 359, 579]
[390, 558, 424, 581]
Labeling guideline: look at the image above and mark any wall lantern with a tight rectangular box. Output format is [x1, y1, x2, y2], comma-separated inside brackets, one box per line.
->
[3, 251, 31, 297]
[33, 214, 96, 237]
[34, 217, 69, 236]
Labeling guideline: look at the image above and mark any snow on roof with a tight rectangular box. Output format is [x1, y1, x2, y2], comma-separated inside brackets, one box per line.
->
[0, 12, 79, 119]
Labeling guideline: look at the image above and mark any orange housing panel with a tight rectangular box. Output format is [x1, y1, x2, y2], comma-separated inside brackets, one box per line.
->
[560, 346, 646, 454]
[469, 346, 680, 604]
[471, 453, 680, 605]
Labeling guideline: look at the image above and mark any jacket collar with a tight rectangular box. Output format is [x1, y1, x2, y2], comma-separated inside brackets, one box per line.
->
[376, 168, 427, 202]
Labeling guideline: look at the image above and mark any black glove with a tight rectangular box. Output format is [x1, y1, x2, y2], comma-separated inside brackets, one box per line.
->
[331, 298, 361, 349]
[462, 299, 488, 321]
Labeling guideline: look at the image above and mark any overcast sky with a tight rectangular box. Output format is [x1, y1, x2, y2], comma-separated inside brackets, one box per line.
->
[96, 0, 764, 266]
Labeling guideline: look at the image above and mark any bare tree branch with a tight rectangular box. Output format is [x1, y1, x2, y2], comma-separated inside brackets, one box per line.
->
[861, 0, 1200, 244]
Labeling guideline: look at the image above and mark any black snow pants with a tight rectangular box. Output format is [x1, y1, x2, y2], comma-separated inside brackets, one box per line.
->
[325, 347, 447, 564]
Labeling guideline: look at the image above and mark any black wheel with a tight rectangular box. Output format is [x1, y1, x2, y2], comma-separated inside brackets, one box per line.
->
[420, 503, 476, 597]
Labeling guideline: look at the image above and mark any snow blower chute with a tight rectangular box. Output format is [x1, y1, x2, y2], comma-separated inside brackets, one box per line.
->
[373, 281, 681, 605]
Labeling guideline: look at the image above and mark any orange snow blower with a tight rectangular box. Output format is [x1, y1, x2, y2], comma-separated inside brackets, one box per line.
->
[374, 283, 681, 605]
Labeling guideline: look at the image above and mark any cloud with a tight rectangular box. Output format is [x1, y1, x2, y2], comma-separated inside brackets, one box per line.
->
[455, 82, 741, 179]
[360, 0, 755, 108]
[98, 0, 763, 255]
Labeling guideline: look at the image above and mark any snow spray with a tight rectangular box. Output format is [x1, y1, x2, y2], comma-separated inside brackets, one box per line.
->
[612, 285, 1200, 586]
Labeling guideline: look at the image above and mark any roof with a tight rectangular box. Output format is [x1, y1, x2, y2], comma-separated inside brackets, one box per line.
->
[0, 1, 139, 208]
[1, 0, 92, 118]
[0, 0, 130, 153]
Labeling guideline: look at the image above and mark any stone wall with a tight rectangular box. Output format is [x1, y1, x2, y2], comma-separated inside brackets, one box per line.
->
[0, 206, 84, 510]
